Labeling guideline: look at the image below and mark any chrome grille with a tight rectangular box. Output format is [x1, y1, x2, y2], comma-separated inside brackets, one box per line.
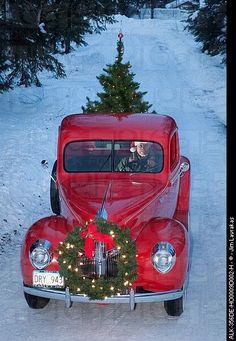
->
[77, 242, 120, 279]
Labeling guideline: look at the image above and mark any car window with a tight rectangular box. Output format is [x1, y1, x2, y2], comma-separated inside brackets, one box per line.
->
[64, 140, 163, 173]
[64, 140, 112, 172]
[114, 140, 163, 173]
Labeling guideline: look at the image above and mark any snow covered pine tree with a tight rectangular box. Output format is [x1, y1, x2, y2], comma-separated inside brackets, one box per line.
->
[186, 0, 226, 62]
[0, 0, 116, 91]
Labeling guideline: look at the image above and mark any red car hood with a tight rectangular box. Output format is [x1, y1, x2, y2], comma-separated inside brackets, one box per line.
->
[60, 178, 165, 230]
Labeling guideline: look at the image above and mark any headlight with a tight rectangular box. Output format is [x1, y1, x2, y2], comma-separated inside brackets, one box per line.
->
[152, 242, 176, 273]
[29, 240, 52, 270]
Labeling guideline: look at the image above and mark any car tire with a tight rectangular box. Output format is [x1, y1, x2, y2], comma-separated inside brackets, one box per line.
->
[24, 292, 50, 309]
[50, 161, 60, 215]
[164, 293, 185, 316]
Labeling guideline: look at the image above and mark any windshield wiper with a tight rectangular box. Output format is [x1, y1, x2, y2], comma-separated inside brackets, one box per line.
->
[98, 153, 112, 171]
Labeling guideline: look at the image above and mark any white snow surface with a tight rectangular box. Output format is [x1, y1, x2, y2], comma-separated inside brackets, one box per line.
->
[0, 15, 226, 341]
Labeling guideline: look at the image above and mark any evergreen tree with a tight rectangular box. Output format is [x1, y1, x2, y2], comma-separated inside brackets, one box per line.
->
[43, 0, 116, 54]
[115, 0, 138, 15]
[82, 33, 152, 113]
[114, 1, 164, 17]
[186, 0, 226, 62]
[0, 0, 117, 92]
[0, 0, 66, 91]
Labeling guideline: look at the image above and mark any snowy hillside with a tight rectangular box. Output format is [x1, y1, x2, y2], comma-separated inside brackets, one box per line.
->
[0, 14, 226, 341]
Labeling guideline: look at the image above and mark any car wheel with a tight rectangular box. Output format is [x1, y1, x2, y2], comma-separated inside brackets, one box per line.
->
[24, 292, 50, 309]
[50, 160, 60, 215]
[164, 290, 186, 316]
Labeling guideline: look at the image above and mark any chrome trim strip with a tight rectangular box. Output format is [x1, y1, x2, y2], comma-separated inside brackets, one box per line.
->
[23, 285, 183, 305]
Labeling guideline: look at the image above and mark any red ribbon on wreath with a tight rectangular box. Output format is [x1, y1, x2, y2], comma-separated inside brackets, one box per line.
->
[80, 222, 115, 259]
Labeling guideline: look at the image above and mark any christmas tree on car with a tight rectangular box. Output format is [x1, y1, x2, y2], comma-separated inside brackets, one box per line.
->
[82, 32, 152, 113]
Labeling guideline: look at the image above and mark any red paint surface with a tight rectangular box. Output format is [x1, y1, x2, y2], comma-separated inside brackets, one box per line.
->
[21, 113, 191, 292]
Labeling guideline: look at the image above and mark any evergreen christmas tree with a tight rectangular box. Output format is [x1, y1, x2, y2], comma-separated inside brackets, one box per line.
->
[186, 0, 226, 62]
[82, 33, 152, 113]
[0, 0, 117, 92]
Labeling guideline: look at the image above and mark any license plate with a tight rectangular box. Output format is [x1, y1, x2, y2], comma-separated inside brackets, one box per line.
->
[33, 271, 64, 287]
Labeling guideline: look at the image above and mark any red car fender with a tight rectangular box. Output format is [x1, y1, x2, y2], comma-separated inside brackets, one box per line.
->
[133, 218, 188, 292]
[21, 216, 69, 286]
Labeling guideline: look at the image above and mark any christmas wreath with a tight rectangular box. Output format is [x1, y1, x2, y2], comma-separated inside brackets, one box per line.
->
[57, 219, 137, 300]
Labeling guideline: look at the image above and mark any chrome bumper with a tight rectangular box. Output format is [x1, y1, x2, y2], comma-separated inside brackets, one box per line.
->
[23, 285, 183, 310]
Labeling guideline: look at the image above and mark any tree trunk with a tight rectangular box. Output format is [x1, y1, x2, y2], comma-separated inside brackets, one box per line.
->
[150, 0, 155, 19]
[65, 34, 71, 54]
[3, 0, 12, 21]
[65, 2, 72, 54]
[151, 7, 154, 19]
[36, 0, 45, 27]
[2, 0, 13, 55]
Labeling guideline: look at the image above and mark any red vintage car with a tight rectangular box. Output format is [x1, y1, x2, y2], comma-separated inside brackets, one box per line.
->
[21, 113, 191, 316]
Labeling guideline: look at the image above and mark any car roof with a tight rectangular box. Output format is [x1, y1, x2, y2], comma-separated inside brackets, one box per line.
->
[60, 113, 177, 142]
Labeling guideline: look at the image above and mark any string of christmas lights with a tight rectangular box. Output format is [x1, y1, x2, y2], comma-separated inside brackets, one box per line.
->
[57, 218, 137, 300]
[81, 32, 152, 114]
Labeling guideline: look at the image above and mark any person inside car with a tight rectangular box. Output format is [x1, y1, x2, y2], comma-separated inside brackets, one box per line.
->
[116, 141, 162, 172]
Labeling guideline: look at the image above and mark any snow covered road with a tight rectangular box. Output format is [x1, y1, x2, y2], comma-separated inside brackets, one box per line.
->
[0, 15, 226, 341]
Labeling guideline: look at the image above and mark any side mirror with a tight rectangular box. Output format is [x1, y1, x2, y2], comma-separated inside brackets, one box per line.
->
[180, 162, 190, 175]
[170, 161, 190, 186]
[41, 159, 49, 169]
[41, 160, 56, 183]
